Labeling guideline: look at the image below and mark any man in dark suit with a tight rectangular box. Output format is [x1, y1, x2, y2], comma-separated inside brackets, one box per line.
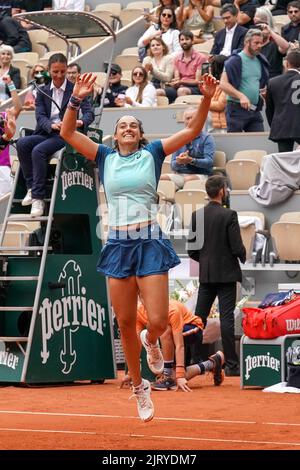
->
[16, 53, 94, 217]
[188, 175, 246, 376]
[266, 50, 300, 153]
[210, 4, 247, 56]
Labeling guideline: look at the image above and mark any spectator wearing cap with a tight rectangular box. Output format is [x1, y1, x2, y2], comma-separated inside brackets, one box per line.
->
[93, 64, 128, 108]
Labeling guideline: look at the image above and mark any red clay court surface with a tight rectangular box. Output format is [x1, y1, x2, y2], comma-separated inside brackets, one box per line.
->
[0, 372, 300, 450]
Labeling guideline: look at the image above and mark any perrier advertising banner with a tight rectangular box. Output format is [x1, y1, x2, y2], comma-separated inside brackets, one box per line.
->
[0, 145, 116, 383]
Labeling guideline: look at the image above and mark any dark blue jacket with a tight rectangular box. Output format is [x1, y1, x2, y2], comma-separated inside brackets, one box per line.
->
[34, 80, 94, 135]
[225, 50, 269, 90]
[171, 132, 215, 176]
[210, 25, 247, 56]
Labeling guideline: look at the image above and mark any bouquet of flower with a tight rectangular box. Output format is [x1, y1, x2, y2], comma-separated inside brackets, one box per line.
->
[170, 279, 198, 303]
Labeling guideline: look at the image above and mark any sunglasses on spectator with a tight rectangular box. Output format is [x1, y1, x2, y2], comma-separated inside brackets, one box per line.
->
[110, 70, 118, 75]
[133, 71, 144, 77]
[161, 13, 173, 18]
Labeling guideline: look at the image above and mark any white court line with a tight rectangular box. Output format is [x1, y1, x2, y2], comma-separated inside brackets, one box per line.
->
[264, 422, 300, 427]
[130, 433, 300, 447]
[1, 410, 300, 428]
[0, 427, 95, 435]
[0, 428, 299, 447]
[0, 410, 256, 425]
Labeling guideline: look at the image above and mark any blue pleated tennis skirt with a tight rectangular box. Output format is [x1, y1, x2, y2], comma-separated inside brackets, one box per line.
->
[97, 222, 180, 278]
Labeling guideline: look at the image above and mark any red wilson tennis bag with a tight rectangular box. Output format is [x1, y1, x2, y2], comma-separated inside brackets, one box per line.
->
[242, 295, 300, 339]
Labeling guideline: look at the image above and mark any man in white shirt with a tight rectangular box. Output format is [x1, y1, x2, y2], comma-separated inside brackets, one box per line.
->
[52, 0, 85, 11]
[210, 4, 247, 56]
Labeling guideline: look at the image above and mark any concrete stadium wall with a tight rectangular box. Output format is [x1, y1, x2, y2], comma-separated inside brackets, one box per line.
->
[13, 108, 278, 157]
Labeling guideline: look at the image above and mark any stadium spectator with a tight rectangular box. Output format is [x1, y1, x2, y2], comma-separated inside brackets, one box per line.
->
[188, 175, 246, 377]
[52, 0, 85, 10]
[23, 63, 47, 110]
[0, 74, 22, 196]
[0, 1, 19, 16]
[161, 106, 215, 189]
[0, 11, 32, 53]
[16, 53, 94, 217]
[142, 37, 175, 103]
[143, 0, 181, 26]
[266, 50, 300, 152]
[281, 1, 300, 43]
[18, 0, 52, 11]
[255, 22, 289, 78]
[271, 0, 290, 16]
[210, 4, 247, 56]
[220, 28, 269, 132]
[66, 63, 81, 84]
[168, 30, 207, 98]
[115, 66, 157, 108]
[138, 6, 181, 61]
[93, 64, 128, 108]
[236, 0, 257, 29]
[207, 54, 227, 132]
[177, 0, 215, 41]
[254, 5, 275, 28]
[0, 45, 21, 104]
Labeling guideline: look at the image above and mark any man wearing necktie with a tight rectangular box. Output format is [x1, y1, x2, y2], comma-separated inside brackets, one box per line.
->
[16, 53, 94, 216]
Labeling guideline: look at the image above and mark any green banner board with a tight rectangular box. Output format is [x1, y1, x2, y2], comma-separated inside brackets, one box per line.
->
[0, 147, 116, 384]
[241, 335, 300, 388]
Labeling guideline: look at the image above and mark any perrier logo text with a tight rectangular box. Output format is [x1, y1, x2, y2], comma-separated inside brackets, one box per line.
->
[39, 260, 106, 374]
[245, 353, 280, 380]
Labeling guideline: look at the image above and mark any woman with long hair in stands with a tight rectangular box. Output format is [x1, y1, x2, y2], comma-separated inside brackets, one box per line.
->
[115, 65, 157, 108]
[142, 37, 177, 104]
[138, 6, 181, 59]
[23, 63, 47, 111]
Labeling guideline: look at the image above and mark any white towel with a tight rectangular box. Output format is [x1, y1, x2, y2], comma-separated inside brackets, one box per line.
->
[263, 382, 300, 393]
[238, 215, 265, 251]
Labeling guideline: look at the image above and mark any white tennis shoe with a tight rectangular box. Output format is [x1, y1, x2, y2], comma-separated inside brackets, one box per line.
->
[140, 329, 164, 375]
[131, 379, 154, 422]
